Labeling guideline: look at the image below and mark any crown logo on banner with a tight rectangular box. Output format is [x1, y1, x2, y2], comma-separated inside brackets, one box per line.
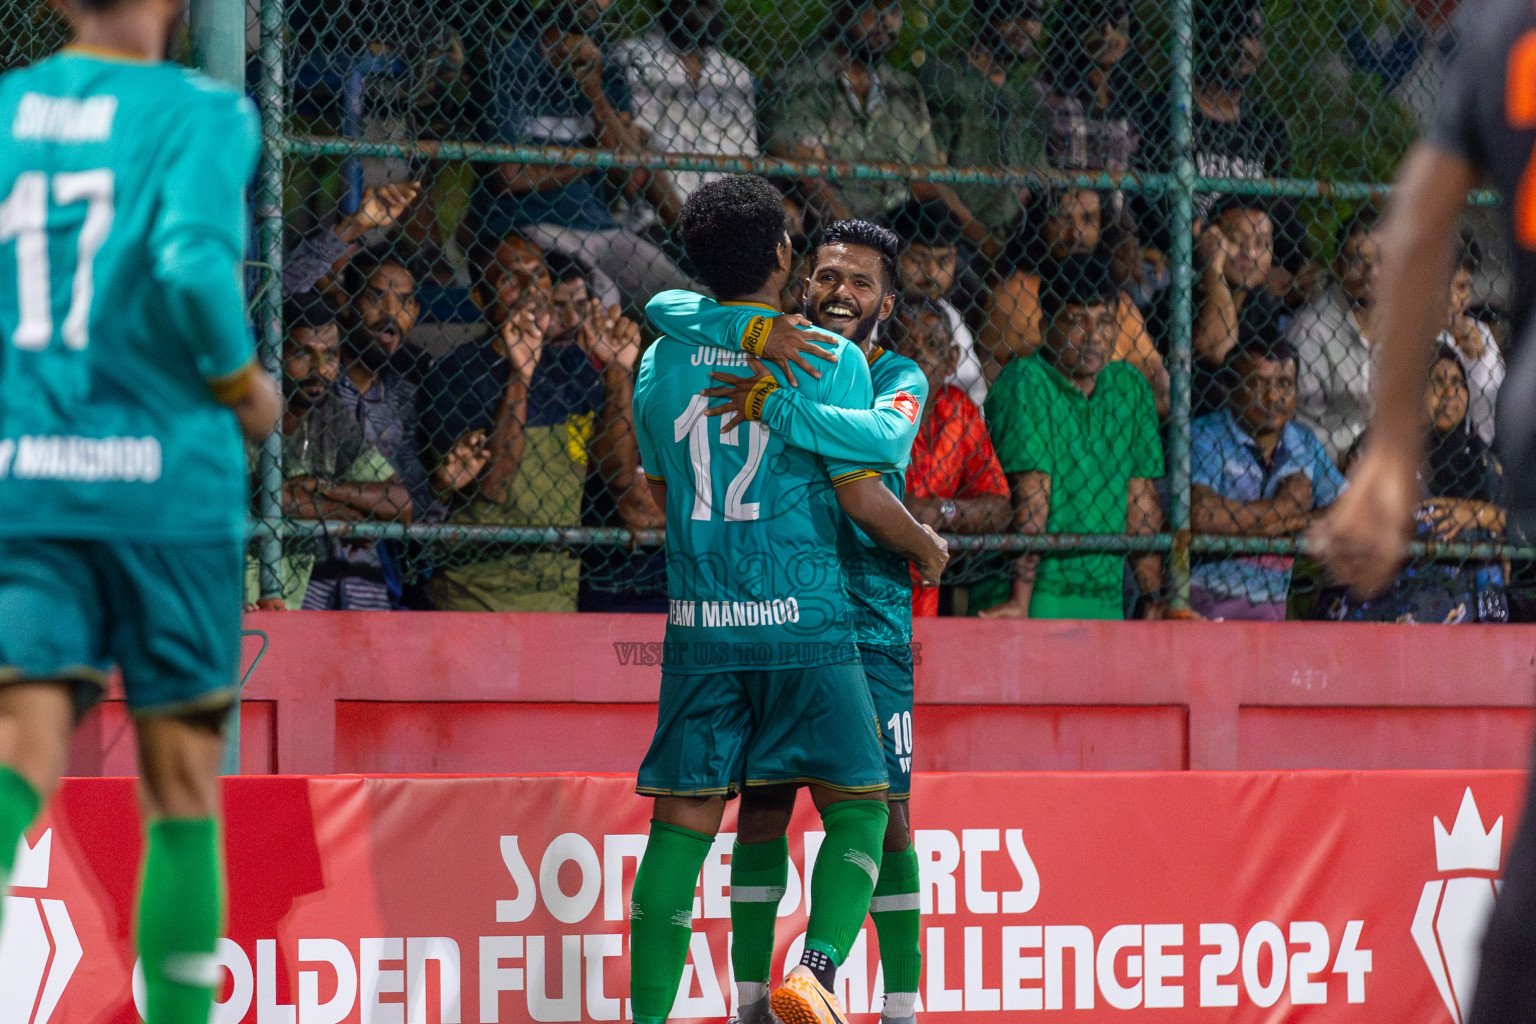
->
[1434, 789, 1504, 873]
[1413, 789, 1505, 1024]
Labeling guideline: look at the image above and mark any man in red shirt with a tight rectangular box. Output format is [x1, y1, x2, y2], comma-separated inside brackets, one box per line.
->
[888, 303, 1012, 614]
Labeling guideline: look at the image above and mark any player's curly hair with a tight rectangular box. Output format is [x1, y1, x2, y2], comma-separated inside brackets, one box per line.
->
[817, 219, 901, 296]
[678, 175, 788, 301]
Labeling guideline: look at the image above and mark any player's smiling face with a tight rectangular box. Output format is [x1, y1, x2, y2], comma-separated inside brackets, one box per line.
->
[806, 243, 895, 343]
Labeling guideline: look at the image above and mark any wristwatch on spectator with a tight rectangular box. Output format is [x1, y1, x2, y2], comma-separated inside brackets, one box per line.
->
[938, 498, 958, 526]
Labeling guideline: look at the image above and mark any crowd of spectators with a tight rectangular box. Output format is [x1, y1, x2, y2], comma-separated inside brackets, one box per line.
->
[257, 0, 1514, 622]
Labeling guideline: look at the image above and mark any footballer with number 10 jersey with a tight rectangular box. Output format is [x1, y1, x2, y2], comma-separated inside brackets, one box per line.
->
[647, 288, 930, 799]
[632, 298, 892, 798]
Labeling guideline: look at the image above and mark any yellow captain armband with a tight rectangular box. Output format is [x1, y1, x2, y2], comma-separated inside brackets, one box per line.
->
[830, 469, 881, 488]
[743, 377, 779, 421]
[207, 360, 257, 405]
[740, 315, 771, 357]
[644, 473, 666, 486]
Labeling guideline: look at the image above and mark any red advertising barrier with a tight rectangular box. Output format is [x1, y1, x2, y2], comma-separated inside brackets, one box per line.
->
[66, 615, 1536, 777]
[1, 771, 1526, 1023]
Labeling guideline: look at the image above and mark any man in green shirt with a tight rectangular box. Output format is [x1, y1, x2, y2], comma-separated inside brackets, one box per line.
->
[762, 0, 994, 250]
[981, 252, 1166, 619]
[918, 0, 1049, 244]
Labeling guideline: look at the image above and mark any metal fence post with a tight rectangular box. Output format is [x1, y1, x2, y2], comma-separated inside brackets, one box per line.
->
[1166, 0, 1197, 616]
[190, 0, 251, 775]
[235, 0, 288, 774]
[255, 0, 285, 608]
[188, 0, 244, 90]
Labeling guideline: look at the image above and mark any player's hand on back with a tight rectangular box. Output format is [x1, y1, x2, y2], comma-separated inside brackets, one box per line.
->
[760, 313, 836, 387]
[1308, 446, 1419, 598]
[914, 524, 949, 587]
[701, 356, 773, 433]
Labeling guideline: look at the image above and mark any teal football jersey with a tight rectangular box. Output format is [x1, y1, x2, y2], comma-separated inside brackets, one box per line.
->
[836, 349, 928, 647]
[644, 290, 928, 646]
[0, 51, 260, 543]
[634, 298, 875, 673]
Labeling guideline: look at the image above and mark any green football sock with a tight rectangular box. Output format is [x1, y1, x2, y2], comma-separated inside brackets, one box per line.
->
[731, 836, 788, 1008]
[137, 817, 225, 1024]
[804, 799, 889, 964]
[630, 820, 714, 1024]
[0, 765, 42, 916]
[871, 842, 923, 1009]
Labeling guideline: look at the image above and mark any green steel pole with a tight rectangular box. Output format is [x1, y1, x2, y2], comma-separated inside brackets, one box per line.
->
[229, 0, 287, 776]
[256, 0, 285, 606]
[188, 0, 244, 89]
[189, 0, 249, 774]
[1165, 0, 1196, 615]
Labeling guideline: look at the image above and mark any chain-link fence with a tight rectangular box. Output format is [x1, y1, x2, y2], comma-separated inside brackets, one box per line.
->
[12, 0, 1531, 620]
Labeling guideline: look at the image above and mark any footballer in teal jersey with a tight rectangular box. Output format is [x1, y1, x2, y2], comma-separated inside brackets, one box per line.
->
[0, 3, 281, 1023]
[647, 292, 928, 662]
[625, 178, 946, 1024]
[647, 220, 935, 1024]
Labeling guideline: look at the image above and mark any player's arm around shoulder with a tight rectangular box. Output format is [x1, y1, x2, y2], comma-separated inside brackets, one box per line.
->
[770, 350, 928, 470]
[645, 290, 838, 386]
[645, 289, 760, 351]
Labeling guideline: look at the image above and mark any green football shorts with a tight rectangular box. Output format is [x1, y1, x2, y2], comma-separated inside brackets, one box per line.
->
[0, 538, 243, 718]
[637, 661, 889, 798]
[860, 642, 915, 800]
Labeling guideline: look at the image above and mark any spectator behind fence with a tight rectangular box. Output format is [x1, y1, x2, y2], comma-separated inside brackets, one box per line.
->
[885, 304, 1011, 617]
[473, 0, 694, 310]
[609, 0, 758, 204]
[1193, 196, 1289, 417]
[282, 182, 422, 304]
[1289, 205, 1381, 465]
[417, 235, 643, 612]
[889, 200, 989, 407]
[981, 189, 1170, 416]
[979, 253, 1165, 620]
[1440, 232, 1503, 446]
[336, 257, 437, 519]
[1139, 0, 1310, 294]
[537, 252, 670, 612]
[250, 299, 412, 611]
[918, 0, 1048, 245]
[764, 0, 993, 249]
[1316, 345, 1508, 624]
[1036, 0, 1140, 173]
[1190, 326, 1345, 621]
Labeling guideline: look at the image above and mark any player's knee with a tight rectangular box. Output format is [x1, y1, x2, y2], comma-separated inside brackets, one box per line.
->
[0, 681, 79, 800]
[738, 785, 797, 844]
[883, 800, 912, 853]
[135, 711, 225, 819]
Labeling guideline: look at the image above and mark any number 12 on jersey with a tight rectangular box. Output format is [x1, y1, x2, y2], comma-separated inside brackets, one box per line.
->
[673, 394, 770, 522]
[0, 169, 115, 351]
